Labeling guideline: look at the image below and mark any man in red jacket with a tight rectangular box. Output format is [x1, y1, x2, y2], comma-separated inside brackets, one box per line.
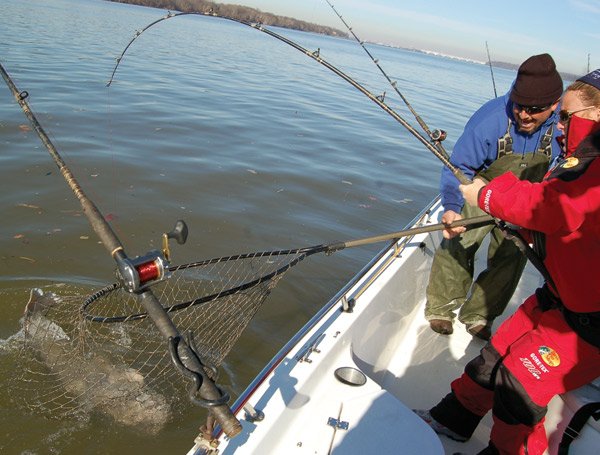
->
[415, 69, 600, 455]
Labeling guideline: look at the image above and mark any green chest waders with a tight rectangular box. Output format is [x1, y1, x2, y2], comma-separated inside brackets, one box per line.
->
[425, 122, 554, 326]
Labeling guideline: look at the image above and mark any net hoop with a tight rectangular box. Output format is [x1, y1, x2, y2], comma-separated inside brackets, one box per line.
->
[81, 247, 321, 323]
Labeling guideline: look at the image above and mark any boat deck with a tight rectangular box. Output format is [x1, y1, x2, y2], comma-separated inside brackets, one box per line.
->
[380, 246, 543, 454]
[330, 209, 545, 454]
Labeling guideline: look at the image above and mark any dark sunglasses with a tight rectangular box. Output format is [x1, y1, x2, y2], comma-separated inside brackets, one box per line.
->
[514, 103, 553, 115]
[558, 106, 596, 123]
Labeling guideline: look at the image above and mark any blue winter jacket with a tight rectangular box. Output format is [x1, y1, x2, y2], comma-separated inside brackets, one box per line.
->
[440, 92, 562, 213]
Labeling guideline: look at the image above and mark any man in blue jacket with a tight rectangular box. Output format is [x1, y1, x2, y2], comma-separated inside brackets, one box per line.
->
[425, 53, 563, 340]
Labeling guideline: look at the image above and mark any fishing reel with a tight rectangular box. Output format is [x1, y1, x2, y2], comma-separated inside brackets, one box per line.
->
[115, 220, 188, 293]
[431, 129, 447, 142]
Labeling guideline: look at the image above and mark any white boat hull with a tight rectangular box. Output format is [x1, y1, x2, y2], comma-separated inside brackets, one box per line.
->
[191, 196, 599, 454]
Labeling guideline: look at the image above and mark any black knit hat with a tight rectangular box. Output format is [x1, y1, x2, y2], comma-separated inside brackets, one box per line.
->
[510, 53, 563, 107]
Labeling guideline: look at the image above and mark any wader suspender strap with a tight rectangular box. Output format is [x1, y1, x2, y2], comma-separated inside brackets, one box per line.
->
[537, 124, 554, 158]
[497, 222, 557, 293]
[532, 231, 547, 261]
[497, 120, 513, 158]
[497, 121, 554, 159]
[558, 402, 600, 454]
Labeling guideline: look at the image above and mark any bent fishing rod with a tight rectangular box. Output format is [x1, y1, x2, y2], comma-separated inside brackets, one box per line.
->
[324, 0, 450, 159]
[107, 10, 470, 185]
[0, 61, 242, 438]
[105, 11, 558, 318]
[108, 12, 558, 304]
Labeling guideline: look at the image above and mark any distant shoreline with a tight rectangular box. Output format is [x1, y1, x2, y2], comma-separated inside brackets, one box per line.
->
[107, 0, 347, 37]
[361, 43, 579, 81]
[107, 0, 579, 82]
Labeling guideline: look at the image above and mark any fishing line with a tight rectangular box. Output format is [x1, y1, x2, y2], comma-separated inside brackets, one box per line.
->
[107, 10, 471, 185]
[324, 0, 450, 158]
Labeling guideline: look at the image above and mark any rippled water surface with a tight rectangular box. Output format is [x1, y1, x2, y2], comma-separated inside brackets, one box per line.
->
[0, 0, 517, 453]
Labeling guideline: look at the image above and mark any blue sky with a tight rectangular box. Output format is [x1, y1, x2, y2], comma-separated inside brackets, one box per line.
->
[214, 0, 598, 76]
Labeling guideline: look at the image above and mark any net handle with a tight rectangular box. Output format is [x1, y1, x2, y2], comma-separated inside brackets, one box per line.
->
[81, 215, 492, 321]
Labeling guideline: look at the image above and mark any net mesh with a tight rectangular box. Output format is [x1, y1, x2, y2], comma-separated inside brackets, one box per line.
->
[12, 249, 308, 432]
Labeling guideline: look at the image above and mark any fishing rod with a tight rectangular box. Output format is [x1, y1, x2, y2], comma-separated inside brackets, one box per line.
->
[106, 12, 559, 322]
[324, 0, 450, 158]
[107, 10, 471, 185]
[313, 9, 548, 275]
[0, 61, 242, 438]
[485, 41, 498, 98]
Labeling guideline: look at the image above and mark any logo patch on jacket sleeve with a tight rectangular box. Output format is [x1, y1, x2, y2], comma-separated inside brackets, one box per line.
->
[560, 157, 579, 169]
[538, 346, 561, 367]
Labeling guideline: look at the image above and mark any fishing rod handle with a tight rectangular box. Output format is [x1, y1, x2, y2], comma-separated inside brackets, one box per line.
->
[454, 168, 472, 185]
[138, 291, 242, 437]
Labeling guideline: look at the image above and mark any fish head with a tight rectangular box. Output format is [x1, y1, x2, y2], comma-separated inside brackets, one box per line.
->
[25, 288, 61, 317]
[23, 288, 69, 342]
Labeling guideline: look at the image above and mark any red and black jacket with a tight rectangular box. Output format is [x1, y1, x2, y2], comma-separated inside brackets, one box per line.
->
[477, 131, 600, 344]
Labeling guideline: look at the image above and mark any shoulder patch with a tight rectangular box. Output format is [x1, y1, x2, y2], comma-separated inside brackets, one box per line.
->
[560, 157, 579, 169]
[549, 156, 596, 182]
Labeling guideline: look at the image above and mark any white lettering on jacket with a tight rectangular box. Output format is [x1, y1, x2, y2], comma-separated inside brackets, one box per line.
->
[483, 188, 492, 213]
[519, 356, 541, 380]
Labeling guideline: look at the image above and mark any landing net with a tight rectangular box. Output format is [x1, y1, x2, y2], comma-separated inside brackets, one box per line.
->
[12, 248, 308, 431]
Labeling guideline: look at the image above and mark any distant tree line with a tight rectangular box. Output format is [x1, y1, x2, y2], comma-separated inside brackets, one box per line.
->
[490, 60, 578, 83]
[107, 0, 347, 37]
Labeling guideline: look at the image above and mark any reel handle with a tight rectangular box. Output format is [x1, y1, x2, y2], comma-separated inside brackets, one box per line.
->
[162, 220, 188, 262]
[167, 220, 188, 245]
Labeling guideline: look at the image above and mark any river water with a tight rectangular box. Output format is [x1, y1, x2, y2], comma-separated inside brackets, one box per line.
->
[0, 0, 517, 453]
